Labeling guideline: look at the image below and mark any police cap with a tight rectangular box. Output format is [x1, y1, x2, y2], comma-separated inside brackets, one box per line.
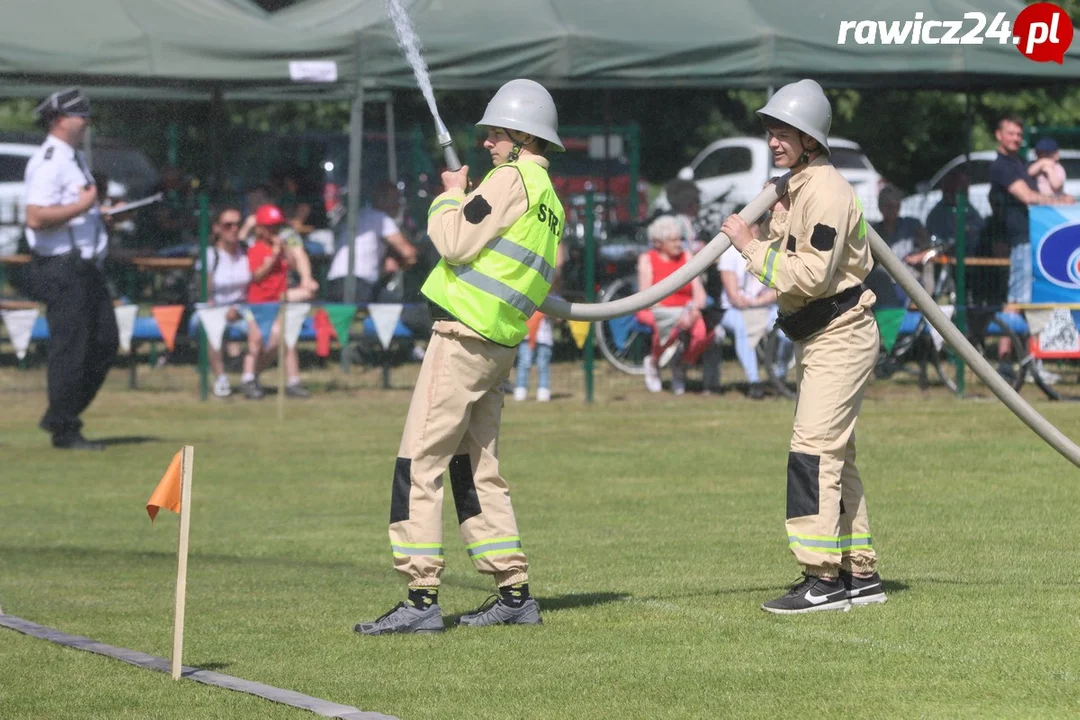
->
[34, 87, 91, 124]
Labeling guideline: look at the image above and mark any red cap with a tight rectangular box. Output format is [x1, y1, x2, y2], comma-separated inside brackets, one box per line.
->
[254, 204, 285, 227]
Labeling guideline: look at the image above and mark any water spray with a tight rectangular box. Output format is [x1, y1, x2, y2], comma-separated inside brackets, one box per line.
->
[541, 177, 1080, 470]
[386, 0, 462, 171]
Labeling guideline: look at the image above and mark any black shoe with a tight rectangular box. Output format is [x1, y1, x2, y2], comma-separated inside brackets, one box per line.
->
[241, 380, 265, 400]
[839, 569, 888, 606]
[761, 574, 850, 615]
[747, 383, 766, 400]
[52, 432, 105, 451]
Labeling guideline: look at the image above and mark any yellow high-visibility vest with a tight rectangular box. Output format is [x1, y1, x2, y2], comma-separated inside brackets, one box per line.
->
[422, 161, 564, 346]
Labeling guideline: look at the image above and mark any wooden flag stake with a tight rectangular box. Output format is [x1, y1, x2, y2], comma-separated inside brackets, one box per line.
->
[278, 296, 287, 422]
[171, 445, 195, 680]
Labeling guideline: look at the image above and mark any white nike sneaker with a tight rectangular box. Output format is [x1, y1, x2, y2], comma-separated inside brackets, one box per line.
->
[536, 387, 551, 402]
[513, 387, 528, 402]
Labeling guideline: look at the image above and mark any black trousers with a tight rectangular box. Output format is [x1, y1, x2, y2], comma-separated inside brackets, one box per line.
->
[25, 254, 119, 437]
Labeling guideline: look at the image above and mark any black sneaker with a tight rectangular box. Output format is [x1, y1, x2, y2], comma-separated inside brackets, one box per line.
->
[839, 569, 888, 606]
[52, 432, 105, 451]
[761, 574, 851, 615]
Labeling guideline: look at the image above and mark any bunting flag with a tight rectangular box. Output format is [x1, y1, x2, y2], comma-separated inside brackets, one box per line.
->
[247, 303, 280, 348]
[874, 308, 906, 355]
[928, 305, 955, 352]
[195, 306, 230, 352]
[283, 303, 311, 349]
[313, 308, 333, 357]
[526, 312, 545, 350]
[324, 304, 357, 345]
[147, 450, 182, 522]
[150, 305, 185, 352]
[569, 320, 592, 350]
[368, 303, 404, 350]
[114, 304, 138, 353]
[1, 308, 39, 360]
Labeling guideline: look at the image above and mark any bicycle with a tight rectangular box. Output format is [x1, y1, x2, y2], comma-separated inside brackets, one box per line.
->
[871, 240, 1056, 398]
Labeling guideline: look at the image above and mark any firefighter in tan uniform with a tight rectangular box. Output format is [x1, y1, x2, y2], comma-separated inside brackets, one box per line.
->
[721, 80, 888, 614]
[356, 79, 565, 635]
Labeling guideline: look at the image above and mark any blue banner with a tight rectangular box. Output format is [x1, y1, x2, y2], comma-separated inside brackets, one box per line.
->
[1031, 206, 1080, 304]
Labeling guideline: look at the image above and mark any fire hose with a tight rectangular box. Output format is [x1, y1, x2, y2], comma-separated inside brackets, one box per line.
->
[540, 175, 1080, 469]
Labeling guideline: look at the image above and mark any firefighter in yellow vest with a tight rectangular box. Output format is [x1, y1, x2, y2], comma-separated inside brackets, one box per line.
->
[356, 79, 565, 635]
[721, 80, 888, 614]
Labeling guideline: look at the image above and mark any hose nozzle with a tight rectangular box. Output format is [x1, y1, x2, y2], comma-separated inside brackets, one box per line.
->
[437, 131, 462, 171]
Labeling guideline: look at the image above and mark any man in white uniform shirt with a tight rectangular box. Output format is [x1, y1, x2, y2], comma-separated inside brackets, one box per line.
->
[23, 88, 118, 451]
[327, 182, 416, 303]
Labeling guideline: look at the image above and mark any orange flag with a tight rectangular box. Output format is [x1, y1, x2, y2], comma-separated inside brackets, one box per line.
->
[526, 312, 545, 350]
[151, 305, 185, 352]
[147, 451, 182, 522]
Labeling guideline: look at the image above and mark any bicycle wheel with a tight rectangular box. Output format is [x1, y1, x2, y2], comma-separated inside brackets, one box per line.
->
[595, 276, 651, 375]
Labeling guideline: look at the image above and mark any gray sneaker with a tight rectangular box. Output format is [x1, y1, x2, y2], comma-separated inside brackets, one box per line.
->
[354, 602, 445, 636]
[457, 596, 542, 627]
[241, 380, 265, 400]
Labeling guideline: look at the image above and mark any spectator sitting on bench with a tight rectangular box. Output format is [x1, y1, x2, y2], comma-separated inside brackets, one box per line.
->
[242, 204, 311, 400]
[196, 206, 261, 399]
[326, 182, 417, 303]
[635, 215, 708, 395]
[716, 220, 793, 400]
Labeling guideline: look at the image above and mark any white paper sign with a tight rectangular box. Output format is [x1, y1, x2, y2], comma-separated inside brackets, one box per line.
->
[289, 61, 338, 83]
[368, 304, 403, 350]
[2, 308, 39, 359]
[1038, 308, 1080, 353]
[114, 304, 138, 353]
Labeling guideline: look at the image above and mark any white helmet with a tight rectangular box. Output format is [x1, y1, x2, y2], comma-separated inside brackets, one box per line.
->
[757, 79, 831, 154]
[476, 79, 564, 152]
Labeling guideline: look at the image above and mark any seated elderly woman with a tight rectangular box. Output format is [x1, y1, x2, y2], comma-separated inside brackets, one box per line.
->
[635, 215, 708, 395]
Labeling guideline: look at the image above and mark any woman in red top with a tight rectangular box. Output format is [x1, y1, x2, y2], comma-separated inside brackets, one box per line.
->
[241, 204, 311, 399]
[635, 215, 708, 394]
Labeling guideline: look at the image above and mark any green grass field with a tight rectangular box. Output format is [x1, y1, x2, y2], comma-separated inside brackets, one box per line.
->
[2, 365, 1080, 719]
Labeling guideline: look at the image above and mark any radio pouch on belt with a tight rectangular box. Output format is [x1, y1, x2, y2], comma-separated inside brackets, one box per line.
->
[775, 284, 866, 342]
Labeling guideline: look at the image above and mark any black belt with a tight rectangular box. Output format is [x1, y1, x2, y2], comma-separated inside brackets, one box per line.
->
[427, 301, 516, 348]
[775, 285, 867, 342]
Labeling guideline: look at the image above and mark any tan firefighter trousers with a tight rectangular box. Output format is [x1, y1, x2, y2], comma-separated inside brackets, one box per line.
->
[786, 298, 880, 577]
[389, 320, 529, 589]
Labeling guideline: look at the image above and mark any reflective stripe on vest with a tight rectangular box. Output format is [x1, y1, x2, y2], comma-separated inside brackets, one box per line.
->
[421, 160, 563, 346]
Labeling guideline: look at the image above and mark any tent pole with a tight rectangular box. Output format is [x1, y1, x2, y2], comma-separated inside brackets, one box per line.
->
[341, 81, 365, 374]
[84, 124, 93, 171]
[387, 94, 398, 186]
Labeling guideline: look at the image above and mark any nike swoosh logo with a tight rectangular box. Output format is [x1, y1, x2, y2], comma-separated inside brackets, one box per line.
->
[805, 589, 843, 604]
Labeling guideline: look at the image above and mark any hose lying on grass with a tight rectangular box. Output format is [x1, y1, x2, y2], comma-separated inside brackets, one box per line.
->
[541, 176, 1080, 470]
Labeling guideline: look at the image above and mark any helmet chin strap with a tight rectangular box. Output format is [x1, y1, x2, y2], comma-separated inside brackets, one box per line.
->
[506, 129, 532, 163]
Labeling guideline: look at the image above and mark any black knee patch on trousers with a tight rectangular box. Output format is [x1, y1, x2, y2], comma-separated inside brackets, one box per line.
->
[390, 457, 411, 524]
[449, 454, 482, 524]
[786, 452, 820, 519]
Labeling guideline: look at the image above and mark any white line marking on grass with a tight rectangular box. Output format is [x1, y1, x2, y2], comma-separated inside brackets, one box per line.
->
[0, 614, 396, 720]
